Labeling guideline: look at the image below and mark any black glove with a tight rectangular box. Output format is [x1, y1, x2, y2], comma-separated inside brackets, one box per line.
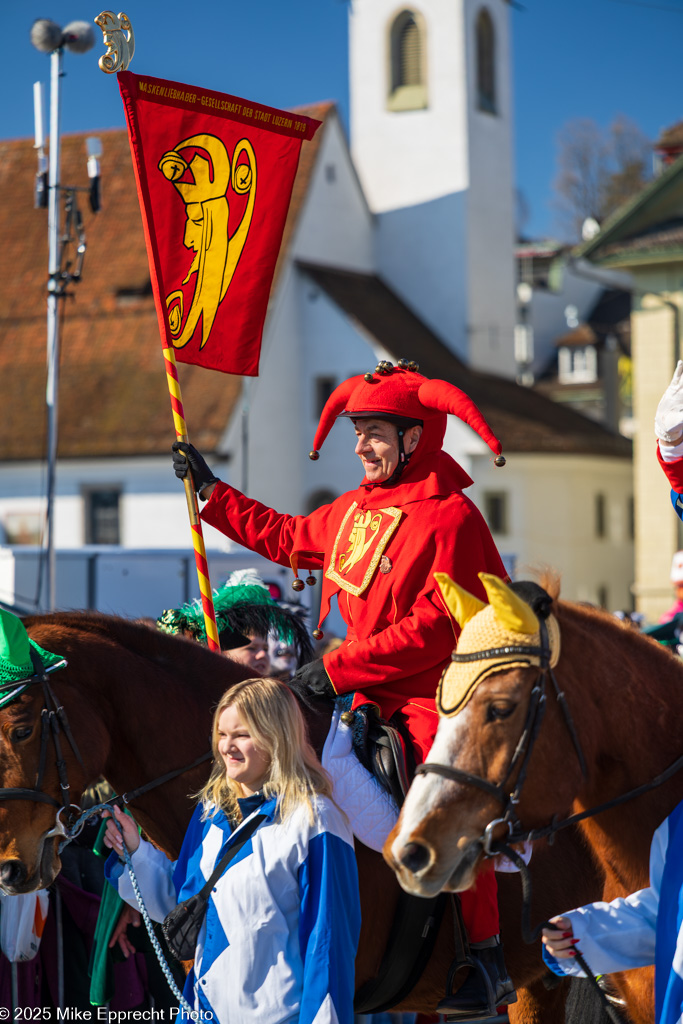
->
[172, 442, 220, 497]
[293, 659, 337, 699]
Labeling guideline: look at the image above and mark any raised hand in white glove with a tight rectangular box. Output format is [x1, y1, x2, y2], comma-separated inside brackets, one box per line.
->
[655, 361, 683, 445]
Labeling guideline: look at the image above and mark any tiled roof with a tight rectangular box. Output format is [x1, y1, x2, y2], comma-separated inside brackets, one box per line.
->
[0, 105, 331, 461]
[597, 218, 683, 261]
[554, 324, 600, 348]
[299, 262, 632, 458]
[657, 121, 683, 150]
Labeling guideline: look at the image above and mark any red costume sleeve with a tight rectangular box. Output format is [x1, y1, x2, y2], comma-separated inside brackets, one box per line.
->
[201, 481, 328, 569]
[657, 444, 683, 492]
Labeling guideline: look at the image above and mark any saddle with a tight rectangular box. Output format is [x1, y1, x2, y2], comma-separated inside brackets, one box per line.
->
[335, 696, 449, 1016]
[336, 696, 414, 808]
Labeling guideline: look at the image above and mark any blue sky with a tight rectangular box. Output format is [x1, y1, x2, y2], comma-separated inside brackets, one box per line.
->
[3, 0, 683, 238]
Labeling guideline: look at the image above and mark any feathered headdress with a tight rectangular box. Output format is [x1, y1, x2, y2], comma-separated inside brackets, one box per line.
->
[157, 569, 313, 662]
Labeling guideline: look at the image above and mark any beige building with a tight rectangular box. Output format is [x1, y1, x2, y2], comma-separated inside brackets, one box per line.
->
[579, 151, 683, 620]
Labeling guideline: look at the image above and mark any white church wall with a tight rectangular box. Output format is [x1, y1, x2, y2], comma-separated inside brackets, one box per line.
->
[465, 0, 516, 379]
[349, 0, 469, 212]
[220, 259, 305, 514]
[299, 272, 384, 506]
[349, 0, 516, 377]
[375, 193, 469, 360]
[294, 112, 375, 273]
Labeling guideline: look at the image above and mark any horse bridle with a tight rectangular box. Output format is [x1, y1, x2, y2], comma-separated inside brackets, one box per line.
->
[0, 650, 88, 837]
[0, 651, 212, 842]
[416, 617, 588, 854]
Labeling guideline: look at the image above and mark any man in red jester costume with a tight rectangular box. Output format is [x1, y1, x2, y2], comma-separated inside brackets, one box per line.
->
[173, 360, 515, 1017]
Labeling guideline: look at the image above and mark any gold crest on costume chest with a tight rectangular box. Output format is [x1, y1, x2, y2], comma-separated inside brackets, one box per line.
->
[325, 503, 402, 596]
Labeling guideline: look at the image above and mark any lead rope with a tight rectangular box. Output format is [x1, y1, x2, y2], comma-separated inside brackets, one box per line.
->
[496, 842, 624, 1024]
[69, 803, 194, 1015]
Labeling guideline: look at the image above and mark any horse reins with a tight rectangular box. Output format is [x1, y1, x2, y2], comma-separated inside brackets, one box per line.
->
[416, 617, 589, 852]
[416, 614, 683, 851]
[0, 651, 86, 833]
[0, 651, 212, 842]
[416, 614, 683, 1024]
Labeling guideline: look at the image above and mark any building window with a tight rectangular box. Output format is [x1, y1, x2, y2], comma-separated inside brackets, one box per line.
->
[315, 376, 337, 418]
[476, 8, 496, 114]
[558, 345, 598, 384]
[483, 492, 508, 535]
[2, 512, 41, 545]
[595, 493, 606, 540]
[306, 489, 337, 515]
[387, 10, 428, 112]
[85, 489, 121, 545]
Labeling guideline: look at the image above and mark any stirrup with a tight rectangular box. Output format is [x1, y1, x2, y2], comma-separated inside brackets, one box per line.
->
[437, 955, 497, 1019]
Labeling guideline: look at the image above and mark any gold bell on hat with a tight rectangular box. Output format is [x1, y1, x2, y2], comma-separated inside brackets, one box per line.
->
[363, 372, 374, 383]
[291, 578, 305, 592]
[312, 628, 324, 640]
[306, 575, 317, 586]
[494, 455, 506, 468]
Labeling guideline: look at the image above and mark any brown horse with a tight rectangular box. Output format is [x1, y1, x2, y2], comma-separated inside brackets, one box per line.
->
[387, 577, 683, 1024]
[0, 611, 606, 1019]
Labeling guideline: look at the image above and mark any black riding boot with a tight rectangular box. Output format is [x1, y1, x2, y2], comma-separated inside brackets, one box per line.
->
[436, 935, 517, 1020]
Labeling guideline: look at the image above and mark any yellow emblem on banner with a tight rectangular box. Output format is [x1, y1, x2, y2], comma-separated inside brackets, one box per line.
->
[160, 134, 256, 351]
[325, 503, 402, 596]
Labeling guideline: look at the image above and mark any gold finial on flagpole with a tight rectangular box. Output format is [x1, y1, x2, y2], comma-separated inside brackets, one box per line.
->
[94, 11, 134, 73]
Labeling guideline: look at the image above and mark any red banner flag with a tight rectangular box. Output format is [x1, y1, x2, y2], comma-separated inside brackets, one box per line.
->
[118, 71, 321, 375]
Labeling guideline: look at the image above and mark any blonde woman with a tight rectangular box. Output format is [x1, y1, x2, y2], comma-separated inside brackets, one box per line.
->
[103, 678, 360, 1024]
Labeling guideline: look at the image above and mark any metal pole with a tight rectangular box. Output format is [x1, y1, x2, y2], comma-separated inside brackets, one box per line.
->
[45, 46, 63, 612]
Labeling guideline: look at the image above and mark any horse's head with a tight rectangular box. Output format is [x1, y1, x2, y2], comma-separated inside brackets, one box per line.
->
[0, 616, 114, 894]
[0, 683, 72, 893]
[386, 573, 587, 897]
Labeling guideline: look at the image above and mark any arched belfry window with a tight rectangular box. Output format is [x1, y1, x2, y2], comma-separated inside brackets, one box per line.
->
[476, 8, 496, 114]
[387, 10, 428, 112]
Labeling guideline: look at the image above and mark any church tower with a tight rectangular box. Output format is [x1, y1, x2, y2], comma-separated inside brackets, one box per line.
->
[349, 0, 517, 377]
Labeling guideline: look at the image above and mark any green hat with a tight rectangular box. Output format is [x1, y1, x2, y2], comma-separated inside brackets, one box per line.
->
[157, 569, 313, 662]
[0, 608, 67, 708]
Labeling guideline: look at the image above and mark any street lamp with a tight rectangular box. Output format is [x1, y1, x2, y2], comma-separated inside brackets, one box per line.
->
[30, 18, 96, 611]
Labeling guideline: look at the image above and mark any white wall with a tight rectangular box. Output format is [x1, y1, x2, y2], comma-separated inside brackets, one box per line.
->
[375, 193, 469, 361]
[465, 1, 516, 378]
[349, 0, 516, 376]
[294, 112, 375, 273]
[349, 0, 470, 212]
[467, 452, 635, 610]
[0, 457, 234, 555]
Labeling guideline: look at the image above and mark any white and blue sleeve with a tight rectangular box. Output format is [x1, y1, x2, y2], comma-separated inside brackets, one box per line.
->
[543, 816, 668, 978]
[297, 826, 361, 1024]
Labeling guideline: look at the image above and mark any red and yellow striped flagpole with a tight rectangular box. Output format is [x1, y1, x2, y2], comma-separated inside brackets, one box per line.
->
[163, 345, 221, 652]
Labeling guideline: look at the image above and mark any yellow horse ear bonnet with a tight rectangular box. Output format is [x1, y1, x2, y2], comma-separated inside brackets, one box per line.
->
[435, 573, 561, 718]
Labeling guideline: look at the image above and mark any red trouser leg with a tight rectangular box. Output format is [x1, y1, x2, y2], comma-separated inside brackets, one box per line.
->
[400, 701, 500, 942]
